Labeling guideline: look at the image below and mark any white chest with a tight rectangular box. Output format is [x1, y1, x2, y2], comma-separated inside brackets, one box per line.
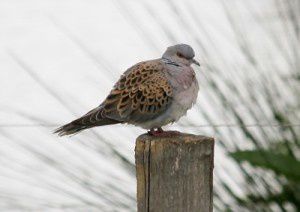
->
[169, 80, 199, 122]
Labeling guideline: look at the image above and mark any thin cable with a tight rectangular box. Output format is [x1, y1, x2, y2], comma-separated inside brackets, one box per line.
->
[0, 123, 300, 128]
[0, 124, 59, 128]
[178, 123, 300, 128]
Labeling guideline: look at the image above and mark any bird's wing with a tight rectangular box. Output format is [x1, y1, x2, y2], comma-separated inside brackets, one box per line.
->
[54, 60, 173, 136]
[101, 60, 173, 124]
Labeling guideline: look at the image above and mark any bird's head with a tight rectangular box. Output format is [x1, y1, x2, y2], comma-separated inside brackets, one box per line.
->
[162, 44, 200, 67]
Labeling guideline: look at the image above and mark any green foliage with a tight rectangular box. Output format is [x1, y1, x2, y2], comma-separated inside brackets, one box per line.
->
[229, 147, 300, 210]
[230, 150, 300, 183]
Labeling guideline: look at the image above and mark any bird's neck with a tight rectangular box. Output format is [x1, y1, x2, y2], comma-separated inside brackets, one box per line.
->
[164, 62, 196, 90]
[162, 57, 181, 67]
[162, 57, 191, 67]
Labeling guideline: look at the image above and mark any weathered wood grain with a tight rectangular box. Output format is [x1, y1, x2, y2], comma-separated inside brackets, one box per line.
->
[135, 133, 214, 212]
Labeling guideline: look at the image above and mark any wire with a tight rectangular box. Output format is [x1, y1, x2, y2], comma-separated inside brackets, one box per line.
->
[178, 123, 300, 128]
[0, 123, 300, 128]
[0, 124, 59, 128]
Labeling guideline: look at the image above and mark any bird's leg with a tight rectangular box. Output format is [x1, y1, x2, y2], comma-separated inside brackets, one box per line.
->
[148, 128, 162, 136]
[148, 127, 181, 137]
[148, 128, 156, 136]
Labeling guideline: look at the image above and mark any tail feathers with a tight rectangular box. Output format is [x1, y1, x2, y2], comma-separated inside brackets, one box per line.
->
[54, 107, 120, 136]
[54, 122, 88, 136]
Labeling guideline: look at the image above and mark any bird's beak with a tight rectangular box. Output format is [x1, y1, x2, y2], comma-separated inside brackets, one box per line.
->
[192, 59, 200, 66]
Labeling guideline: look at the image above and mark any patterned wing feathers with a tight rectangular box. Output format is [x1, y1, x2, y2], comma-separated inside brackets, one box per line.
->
[55, 60, 173, 136]
[102, 61, 172, 123]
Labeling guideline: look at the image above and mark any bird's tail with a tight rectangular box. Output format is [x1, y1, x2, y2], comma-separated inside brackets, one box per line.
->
[54, 107, 120, 136]
[54, 120, 88, 136]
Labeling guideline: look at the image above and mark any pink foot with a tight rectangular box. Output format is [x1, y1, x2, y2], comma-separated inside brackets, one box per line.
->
[148, 128, 181, 137]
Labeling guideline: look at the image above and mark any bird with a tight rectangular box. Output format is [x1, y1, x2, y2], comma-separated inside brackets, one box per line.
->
[54, 44, 200, 136]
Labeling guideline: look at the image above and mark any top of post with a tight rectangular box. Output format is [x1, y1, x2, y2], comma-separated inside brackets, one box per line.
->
[137, 132, 214, 144]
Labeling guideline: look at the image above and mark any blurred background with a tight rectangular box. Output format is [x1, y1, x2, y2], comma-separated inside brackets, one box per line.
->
[0, 0, 299, 211]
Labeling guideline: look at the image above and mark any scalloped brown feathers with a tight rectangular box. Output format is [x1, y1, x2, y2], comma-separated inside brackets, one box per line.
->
[102, 60, 173, 123]
[54, 60, 174, 136]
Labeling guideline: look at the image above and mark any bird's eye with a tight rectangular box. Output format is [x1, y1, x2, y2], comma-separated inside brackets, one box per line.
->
[176, 52, 184, 58]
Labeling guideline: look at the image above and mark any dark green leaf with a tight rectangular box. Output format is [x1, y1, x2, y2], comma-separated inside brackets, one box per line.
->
[230, 150, 300, 183]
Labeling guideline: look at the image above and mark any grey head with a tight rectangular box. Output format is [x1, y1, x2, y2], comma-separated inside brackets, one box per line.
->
[162, 44, 200, 66]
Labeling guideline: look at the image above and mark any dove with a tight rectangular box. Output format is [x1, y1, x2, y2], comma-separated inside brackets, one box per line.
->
[55, 44, 200, 136]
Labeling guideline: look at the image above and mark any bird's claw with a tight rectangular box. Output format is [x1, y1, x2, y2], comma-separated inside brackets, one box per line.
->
[148, 128, 181, 137]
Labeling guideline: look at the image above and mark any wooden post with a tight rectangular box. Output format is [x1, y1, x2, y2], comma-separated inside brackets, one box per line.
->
[135, 133, 214, 212]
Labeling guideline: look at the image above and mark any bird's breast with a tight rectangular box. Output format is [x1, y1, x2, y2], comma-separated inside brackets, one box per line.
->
[164, 66, 199, 121]
[170, 79, 199, 120]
